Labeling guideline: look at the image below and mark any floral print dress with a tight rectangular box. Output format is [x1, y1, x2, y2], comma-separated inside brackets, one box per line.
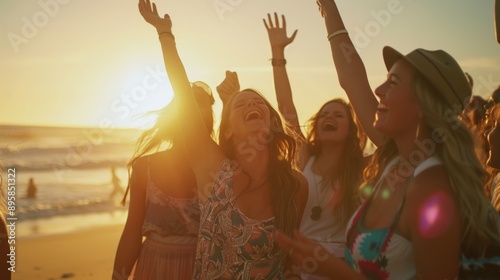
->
[193, 159, 287, 280]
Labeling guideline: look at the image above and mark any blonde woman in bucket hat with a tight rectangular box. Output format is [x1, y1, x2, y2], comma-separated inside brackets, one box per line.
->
[274, 1, 500, 279]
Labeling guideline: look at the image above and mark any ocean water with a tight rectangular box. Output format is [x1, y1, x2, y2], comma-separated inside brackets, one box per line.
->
[0, 125, 142, 237]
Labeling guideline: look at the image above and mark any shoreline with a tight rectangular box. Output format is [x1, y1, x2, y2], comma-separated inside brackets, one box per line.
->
[18, 210, 127, 240]
[14, 223, 125, 279]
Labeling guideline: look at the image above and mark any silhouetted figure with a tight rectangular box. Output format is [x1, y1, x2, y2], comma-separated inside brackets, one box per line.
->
[109, 166, 125, 202]
[26, 177, 37, 199]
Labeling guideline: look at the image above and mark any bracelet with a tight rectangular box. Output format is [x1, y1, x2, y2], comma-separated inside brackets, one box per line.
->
[327, 29, 348, 40]
[158, 31, 175, 40]
[271, 58, 286, 67]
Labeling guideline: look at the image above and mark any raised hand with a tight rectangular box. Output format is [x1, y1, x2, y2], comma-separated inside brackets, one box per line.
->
[216, 71, 240, 104]
[138, 0, 172, 33]
[316, 0, 335, 18]
[263, 13, 298, 51]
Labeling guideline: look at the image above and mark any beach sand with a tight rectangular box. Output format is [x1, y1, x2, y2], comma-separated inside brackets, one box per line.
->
[15, 223, 125, 280]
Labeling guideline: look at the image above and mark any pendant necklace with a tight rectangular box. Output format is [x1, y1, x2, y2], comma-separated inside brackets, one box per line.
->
[310, 172, 326, 221]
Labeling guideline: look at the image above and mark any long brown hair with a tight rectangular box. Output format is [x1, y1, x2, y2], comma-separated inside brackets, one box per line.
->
[305, 99, 367, 231]
[218, 89, 301, 237]
[121, 83, 215, 205]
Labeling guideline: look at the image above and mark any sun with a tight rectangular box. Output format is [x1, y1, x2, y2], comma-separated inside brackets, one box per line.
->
[106, 62, 175, 129]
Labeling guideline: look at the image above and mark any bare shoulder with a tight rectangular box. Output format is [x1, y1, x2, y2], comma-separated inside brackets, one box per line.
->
[131, 155, 149, 173]
[406, 165, 455, 201]
[403, 164, 460, 236]
[293, 169, 308, 192]
[129, 155, 151, 187]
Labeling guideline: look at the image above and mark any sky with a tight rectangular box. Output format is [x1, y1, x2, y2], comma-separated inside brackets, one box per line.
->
[0, 0, 498, 129]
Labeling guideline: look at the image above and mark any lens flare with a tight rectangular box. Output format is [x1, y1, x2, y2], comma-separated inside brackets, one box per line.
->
[418, 192, 454, 238]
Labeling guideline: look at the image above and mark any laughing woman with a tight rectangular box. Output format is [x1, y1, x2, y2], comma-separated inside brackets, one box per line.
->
[263, 13, 366, 279]
[275, 0, 500, 279]
[138, 0, 308, 279]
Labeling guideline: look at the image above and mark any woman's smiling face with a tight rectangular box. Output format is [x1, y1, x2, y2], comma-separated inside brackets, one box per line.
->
[374, 59, 421, 138]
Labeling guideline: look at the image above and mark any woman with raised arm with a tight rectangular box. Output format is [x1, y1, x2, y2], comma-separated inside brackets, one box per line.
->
[263, 12, 366, 279]
[112, 81, 215, 280]
[138, 1, 308, 279]
[275, 0, 500, 279]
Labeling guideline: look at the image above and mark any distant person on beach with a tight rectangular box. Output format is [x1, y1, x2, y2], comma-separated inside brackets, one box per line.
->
[26, 177, 37, 199]
[109, 166, 125, 202]
[136, 1, 308, 279]
[274, 0, 500, 278]
[263, 13, 366, 279]
[0, 173, 12, 279]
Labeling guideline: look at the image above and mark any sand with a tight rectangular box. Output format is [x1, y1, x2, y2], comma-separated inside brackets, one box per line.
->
[14, 223, 125, 280]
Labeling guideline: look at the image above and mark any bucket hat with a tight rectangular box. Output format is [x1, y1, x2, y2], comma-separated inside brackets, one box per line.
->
[383, 46, 471, 111]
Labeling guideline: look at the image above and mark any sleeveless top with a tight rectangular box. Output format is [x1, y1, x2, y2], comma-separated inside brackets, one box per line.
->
[193, 159, 287, 280]
[300, 156, 345, 257]
[141, 157, 200, 244]
[344, 157, 442, 280]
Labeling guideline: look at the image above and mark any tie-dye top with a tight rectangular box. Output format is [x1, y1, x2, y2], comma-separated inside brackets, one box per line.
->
[344, 157, 442, 280]
[193, 159, 287, 280]
[142, 157, 200, 244]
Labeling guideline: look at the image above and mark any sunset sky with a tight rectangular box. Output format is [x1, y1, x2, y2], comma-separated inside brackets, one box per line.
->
[0, 0, 498, 129]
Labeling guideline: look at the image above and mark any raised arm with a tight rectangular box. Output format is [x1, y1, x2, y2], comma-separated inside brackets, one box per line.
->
[138, 0, 224, 201]
[263, 13, 302, 137]
[317, 0, 384, 146]
[496, 0, 500, 44]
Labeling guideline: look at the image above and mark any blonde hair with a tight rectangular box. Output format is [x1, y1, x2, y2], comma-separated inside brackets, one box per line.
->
[365, 72, 496, 255]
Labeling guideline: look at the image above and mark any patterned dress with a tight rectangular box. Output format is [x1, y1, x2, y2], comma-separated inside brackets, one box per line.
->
[132, 157, 200, 280]
[193, 159, 288, 280]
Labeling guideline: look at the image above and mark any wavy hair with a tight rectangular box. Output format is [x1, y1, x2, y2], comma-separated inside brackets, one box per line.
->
[305, 99, 367, 231]
[364, 73, 496, 255]
[121, 83, 215, 205]
[218, 88, 301, 238]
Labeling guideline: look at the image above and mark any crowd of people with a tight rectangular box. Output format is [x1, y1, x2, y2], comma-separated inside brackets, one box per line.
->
[111, 0, 500, 279]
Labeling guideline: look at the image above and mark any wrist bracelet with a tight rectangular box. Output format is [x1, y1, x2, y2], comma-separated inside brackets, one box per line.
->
[327, 29, 348, 40]
[271, 58, 287, 67]
[158, 31, 175, 40]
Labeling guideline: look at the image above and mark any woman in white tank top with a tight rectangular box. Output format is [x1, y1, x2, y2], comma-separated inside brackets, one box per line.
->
[263, 13, 368, 280]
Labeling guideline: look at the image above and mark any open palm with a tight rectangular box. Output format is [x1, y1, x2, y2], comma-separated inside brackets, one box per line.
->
[263, 13, 298, 50]
[138, 0, 172, 33]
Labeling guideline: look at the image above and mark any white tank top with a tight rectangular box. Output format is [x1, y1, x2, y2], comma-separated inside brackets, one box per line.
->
[300, 156, 345, 255]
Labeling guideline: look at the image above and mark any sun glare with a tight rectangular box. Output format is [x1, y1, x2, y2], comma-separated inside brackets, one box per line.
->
[106, 63, 175, 129]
